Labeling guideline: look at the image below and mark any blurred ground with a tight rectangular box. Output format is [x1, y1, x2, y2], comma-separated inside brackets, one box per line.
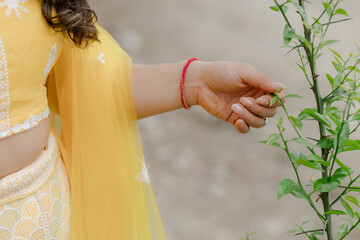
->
[90, 1, 360, 239]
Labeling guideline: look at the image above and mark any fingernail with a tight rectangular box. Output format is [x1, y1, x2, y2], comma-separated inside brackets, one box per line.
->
[236, 119, 244, 128]
[256, 97, 269, 106]
[273, 82, 287, 91]
[231, 103, 243, 114]
[240, 97, 253, 107]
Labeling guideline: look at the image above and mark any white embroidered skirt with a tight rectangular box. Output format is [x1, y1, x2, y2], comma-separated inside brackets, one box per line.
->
[0, 132, 70, 239]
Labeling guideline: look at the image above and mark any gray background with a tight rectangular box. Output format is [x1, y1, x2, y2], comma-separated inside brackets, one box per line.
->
[89, 1, 360, 239]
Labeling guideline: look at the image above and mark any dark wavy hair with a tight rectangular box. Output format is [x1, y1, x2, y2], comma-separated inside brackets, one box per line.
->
[41, 0, 99, 47]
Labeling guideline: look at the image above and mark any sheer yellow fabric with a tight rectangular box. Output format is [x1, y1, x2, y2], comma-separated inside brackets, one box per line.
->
[47, 26, 166, 239]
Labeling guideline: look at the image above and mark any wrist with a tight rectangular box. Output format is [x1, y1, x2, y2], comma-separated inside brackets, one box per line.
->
[183, 60, 207, 107]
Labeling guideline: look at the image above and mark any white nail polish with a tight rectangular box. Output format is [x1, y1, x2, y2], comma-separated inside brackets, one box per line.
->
[273, 82, 287, 90]
[242, 97, 253, 107]
[257, 97, 269, 106]
[231, 104, 243, 114]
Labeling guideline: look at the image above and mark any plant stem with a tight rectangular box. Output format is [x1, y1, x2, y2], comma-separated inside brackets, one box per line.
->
[278, 125, 326, 222]
[329, 96, 352, 175]
[331, 175, 360, 206]
[274, 0, 293, 28]
[323, 0, 340, 36]
[323, 59, 360, 102]
[339, 218, 360, 240]
[277, 98, 316, 155]
[298, 0, 333, 238]
[311, 0, 335, 26]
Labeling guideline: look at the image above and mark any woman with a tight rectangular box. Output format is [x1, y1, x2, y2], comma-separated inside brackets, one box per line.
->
[0, 0, 284, 239]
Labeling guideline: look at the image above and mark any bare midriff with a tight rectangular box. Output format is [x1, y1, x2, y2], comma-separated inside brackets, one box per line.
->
[0, 118, 50, 179]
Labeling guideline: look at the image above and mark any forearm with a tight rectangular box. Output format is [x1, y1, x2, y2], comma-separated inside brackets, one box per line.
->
[131, 61, 205, 119]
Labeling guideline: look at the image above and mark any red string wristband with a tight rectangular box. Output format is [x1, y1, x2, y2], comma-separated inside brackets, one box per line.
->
[181, 58, 199, 110]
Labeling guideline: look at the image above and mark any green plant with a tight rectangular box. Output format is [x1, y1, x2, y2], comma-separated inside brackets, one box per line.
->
[265, 0, 360, 239]
[238, 232, 260, 240]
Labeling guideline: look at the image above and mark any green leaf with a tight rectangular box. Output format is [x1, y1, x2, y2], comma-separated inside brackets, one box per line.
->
[324, 210, 346, 215]
[333, 73, 343, 89]
[309, 154, 330, 167]
[322, 2, 332, 17]
[296, 159, 322, 170]
[348, 188, 360, 193]
[350, 92, 360, 103]
[324, 40, 340, 47]
[292, 2, 308, 22]
[335, 158, 351, 176]
[333, 168, 348, 183]
[281, 5, 289, 14]
[290, 116, 303, 131]
[332, 61, 342, 72]
[290, 185, 307, 199]
[284, 94, 303, 99]
[337, 223, 349, 240]
[269, 5, 279, 12]
[316, 138, 333, 149]
[320, 40, 340, 49]
[327, 128, 336, 136]
[341, 199, 354, 219]
[329, 48, 343, 61]
[339, 139, 360, 153]
[278, 179, 297, 199]
[325, 106, 341, 118]
[289, 137, 315, 148]
[299, 108, 331, 127]
[344, 196, 360, 207]
[265, 134, 280, 146]
[353, 109, 360, 121]
[309, 235, 320, 240]
[335, 8, 349, 16]
[329, 115, 340, 126]
[283, 24, 295, 46]
[314, 52, 324, 60]
[292, 34, 312, 51]
[277, 116, 284, 126]
[325, 74, 334, 86]
[270, 95, 279, 106]
[314, 177, 340, 192]
[313, 23, 323, 35]
[289, 151, 307, 163]
[347, 65, 360, 73]
[334, 123, 350, 148]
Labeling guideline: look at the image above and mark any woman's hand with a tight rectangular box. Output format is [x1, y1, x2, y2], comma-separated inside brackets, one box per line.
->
[187, 61, 285, 133]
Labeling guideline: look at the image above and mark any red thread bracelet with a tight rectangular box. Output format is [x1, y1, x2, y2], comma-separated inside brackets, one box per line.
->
[181, 58, 199, 110]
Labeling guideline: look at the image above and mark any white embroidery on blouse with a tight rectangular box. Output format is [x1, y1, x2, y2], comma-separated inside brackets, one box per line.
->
[0, 0, 30, 20]
[43, 44, 57, 84]
[97, 53, 106, 64]
[10, 107, 49, 135]
[0, 36, 10, 138]
[136, 162, 151, 184]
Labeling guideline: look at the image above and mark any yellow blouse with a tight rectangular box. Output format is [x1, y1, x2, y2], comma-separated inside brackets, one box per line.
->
[1, 1, 166, 239]
[0, 0, 62, 138]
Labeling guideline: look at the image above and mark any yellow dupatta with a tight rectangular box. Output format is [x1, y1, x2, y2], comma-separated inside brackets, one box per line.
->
[47, 26, 166, 239]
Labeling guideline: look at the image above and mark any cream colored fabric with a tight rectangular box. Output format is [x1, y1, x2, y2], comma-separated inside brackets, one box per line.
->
[0, 133, 70, 240]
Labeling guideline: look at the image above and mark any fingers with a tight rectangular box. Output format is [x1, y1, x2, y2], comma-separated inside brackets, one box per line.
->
[255, 91, 285, 108]
[230, 103, 266, 129]
[240, 97, 276, 118]
[239, 64, 286, 93]
[234, 119, 250, 134]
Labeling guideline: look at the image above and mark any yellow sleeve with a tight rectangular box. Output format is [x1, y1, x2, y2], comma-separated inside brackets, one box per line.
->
[47, 26, 166, 240]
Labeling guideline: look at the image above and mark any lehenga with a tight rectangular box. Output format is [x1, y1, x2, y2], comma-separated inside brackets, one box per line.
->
[0, 0, 166, 239]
